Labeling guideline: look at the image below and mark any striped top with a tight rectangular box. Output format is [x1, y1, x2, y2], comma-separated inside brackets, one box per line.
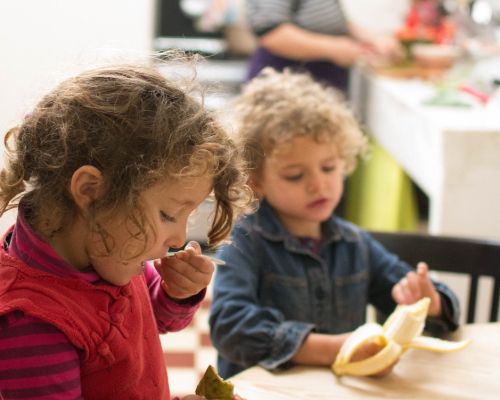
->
[0, 207, 202, 399]
[246, 0, 349, 37]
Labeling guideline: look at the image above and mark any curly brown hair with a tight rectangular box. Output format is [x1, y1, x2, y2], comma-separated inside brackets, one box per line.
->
[0, 54, 252, 252]
[232, 67, 367, 178]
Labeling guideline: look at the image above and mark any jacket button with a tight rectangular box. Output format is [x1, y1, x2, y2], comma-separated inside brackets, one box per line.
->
[97, 342, 110, 356]
[120, 286, 132, 296]
[111, 313, 124, 323]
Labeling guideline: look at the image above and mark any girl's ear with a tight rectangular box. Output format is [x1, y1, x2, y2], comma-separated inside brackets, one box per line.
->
[70, 166, 104, 211]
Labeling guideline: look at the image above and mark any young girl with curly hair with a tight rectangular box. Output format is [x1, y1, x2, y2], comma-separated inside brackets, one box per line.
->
[0, 57, 251, 399]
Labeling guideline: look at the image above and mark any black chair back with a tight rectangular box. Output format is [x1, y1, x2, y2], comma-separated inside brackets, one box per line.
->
[369, 231, 500, 323]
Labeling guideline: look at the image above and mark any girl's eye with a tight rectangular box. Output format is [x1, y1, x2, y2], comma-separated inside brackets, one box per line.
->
[160, 211, 176, 223]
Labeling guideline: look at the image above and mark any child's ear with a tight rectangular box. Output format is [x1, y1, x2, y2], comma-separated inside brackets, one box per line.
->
[70, 166, 104, 211]
[248, 172, 265, 198]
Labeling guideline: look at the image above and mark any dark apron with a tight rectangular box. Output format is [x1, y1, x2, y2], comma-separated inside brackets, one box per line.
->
[247, 46, 349, 93]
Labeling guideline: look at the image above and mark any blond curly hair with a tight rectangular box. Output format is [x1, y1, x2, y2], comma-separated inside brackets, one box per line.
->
[0, 55, 252, 252]
[232, 67, 367, 178]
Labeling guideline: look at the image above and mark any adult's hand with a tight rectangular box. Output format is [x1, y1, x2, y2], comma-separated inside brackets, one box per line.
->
[328, 36, 366, 67]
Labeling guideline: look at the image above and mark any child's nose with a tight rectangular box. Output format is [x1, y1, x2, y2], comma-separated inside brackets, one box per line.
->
[164, 225, 187, 250]
[307, 173, 325, 192]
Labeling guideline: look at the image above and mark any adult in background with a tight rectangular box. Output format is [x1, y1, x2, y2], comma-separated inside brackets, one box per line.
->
[245, 0, 404, 92]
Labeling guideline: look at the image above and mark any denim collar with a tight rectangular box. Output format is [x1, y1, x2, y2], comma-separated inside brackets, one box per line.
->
[252, 199, 361, 253]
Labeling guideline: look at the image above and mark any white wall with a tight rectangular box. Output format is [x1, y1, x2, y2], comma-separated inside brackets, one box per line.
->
[341, 0, 411, 33]
[0, 0, 155, 232]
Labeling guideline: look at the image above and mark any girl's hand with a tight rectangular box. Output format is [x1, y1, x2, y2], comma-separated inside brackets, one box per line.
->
[154, 241, 215, 301]
[392, 262, 442, 317]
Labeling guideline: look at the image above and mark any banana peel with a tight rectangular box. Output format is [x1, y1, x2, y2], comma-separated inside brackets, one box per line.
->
[333, 297, 472, 376]
[195, 365, 236, 400]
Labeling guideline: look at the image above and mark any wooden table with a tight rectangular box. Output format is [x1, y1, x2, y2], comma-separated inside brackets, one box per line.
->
[230, 323, 499, 400]
[348, 65, 500, 241]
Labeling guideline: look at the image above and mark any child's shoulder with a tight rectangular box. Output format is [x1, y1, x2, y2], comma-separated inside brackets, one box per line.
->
[328, 215, 371, 242]
[231, 211, 258, 235]
[229, 204, 284, 242]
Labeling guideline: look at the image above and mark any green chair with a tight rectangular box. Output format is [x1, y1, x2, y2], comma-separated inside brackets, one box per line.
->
[345, 138, 419, 232]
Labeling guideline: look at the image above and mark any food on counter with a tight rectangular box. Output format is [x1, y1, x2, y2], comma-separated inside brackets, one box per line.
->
[396, 0, 457, 63]
[196, 365, 244, 400]
[333, 297, 472, 376]
[412, 43, 462, 69]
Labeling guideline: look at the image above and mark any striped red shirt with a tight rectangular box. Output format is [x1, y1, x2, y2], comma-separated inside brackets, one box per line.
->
[0, 208, 203, 399]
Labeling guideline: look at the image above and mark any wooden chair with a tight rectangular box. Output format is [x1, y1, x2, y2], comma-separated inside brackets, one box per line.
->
[369, 231, 500, 323]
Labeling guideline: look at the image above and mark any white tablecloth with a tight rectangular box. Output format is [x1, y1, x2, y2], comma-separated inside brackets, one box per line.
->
[349, 64, 500, 241]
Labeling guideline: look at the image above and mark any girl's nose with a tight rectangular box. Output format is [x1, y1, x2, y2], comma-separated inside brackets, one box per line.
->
[164, 224, 187, 250]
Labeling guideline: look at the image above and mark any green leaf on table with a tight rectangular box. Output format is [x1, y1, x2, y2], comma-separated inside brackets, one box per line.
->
[422, 90, 471, 108]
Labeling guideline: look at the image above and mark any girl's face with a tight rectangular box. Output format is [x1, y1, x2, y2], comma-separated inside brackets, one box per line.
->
[253, 136, 344, 238]
[88, 175, 213, 286]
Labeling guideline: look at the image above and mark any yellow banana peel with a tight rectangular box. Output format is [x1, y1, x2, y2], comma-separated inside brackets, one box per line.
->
[333, 297, 472, 376]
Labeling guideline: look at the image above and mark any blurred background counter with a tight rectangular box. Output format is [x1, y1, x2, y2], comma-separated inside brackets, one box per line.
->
[348, 58, 500, 241]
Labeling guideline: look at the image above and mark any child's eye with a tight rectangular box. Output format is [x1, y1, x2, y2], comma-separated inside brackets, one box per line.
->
[284, 174, 302, 181]
[322, 165, 337, 173]
[160, 211, 176, 223]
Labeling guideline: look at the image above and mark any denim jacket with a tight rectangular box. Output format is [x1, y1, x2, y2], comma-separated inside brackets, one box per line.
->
[209, 200, 460, 379]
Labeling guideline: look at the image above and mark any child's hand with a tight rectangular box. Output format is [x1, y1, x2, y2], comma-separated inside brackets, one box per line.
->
[392, 262, 442, 317]
[350, 339, 397, 377]
[154, 241, 215, 301]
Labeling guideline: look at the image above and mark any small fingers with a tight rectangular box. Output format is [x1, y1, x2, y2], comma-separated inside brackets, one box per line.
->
[392, 282, 410, 305]
[184, 241, 201, 255]
[169, 245, 215, 275]
[155, 253, 214, 300]
[416, 262, 429, 277]
[416, 261, 438, 298]
[161, 256, 213, 285]
[415, 262, 442, 316]
[405, 271, 422, 300]
[392, 272, 421, 305]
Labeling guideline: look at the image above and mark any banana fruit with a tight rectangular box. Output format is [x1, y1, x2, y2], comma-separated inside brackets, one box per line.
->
[333, 297, 472, 376]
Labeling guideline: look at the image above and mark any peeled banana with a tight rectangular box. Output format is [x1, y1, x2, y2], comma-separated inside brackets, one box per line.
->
[333, 297, 472, 376]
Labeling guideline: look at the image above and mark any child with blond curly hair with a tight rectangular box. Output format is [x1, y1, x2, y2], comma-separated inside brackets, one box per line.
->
[0, 56, 251, 399]
[209, 68, 460, 379]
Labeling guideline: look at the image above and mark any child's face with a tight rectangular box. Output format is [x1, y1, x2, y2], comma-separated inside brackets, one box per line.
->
[88, 175, 213, 286]
[254, 136, 344, 237]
